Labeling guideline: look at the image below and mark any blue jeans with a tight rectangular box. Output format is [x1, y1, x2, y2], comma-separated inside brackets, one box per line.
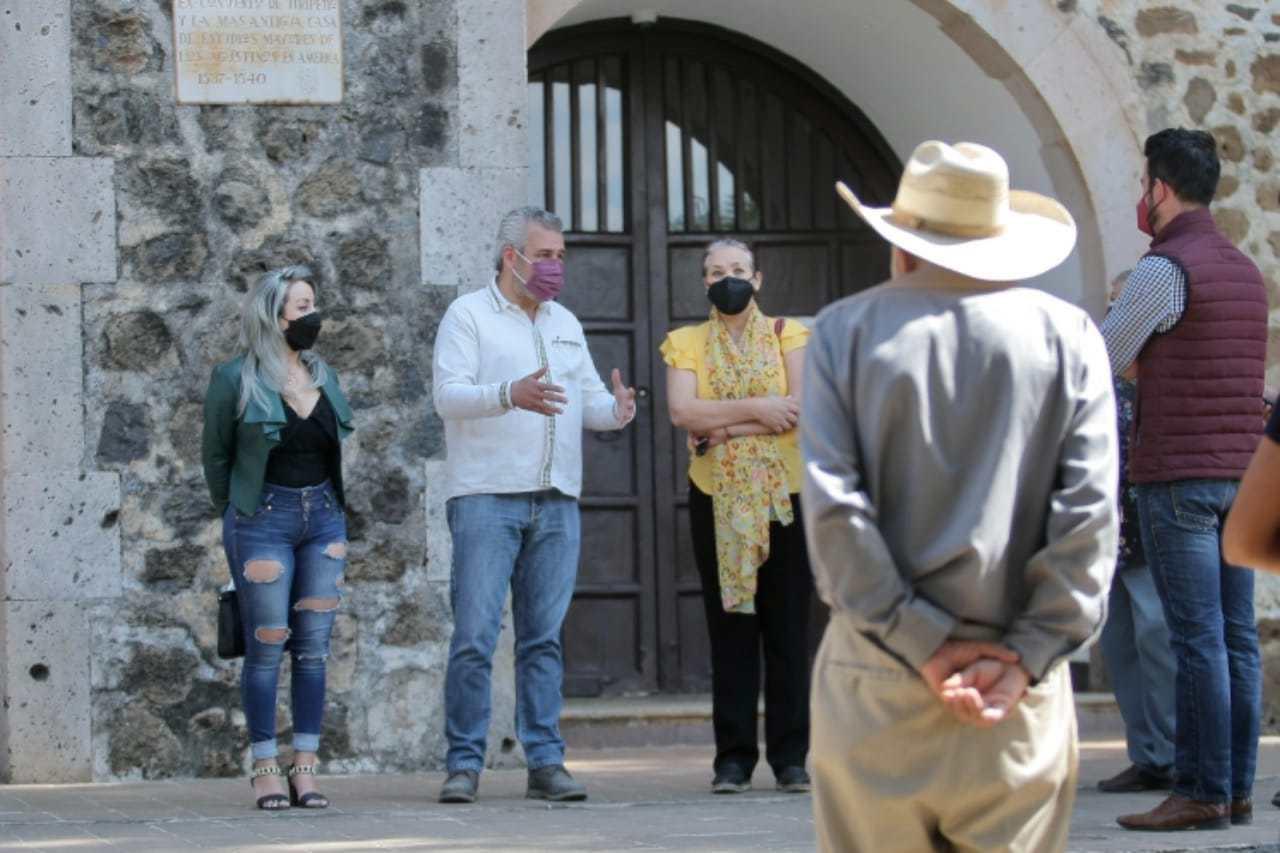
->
[1135, 479, 1260, 803]
[1099, 560, 1176, 773]
[444, 491, 580, 773]
[222, 481, 347, 761]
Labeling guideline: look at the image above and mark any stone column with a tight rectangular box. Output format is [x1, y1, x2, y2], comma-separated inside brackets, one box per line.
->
[420, 0, 530, 769]
[0, 0, 121, 783]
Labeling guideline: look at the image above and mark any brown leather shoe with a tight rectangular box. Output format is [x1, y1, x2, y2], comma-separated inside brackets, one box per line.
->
[1117, 795, 1229, 831]
[1097, 763, 1174, 793]
[1231, 797, 1252, 826]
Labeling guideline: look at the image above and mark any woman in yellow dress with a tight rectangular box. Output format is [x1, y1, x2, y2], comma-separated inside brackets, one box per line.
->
[661, 238, 813, 795]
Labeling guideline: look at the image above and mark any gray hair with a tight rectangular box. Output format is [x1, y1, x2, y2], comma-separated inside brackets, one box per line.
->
[493, 206, 564, 271]
[236, 265, 329, 418]
[702, 238, 756, 274]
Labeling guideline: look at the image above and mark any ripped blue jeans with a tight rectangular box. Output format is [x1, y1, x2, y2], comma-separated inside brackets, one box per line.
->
[222, 481, 346, 761]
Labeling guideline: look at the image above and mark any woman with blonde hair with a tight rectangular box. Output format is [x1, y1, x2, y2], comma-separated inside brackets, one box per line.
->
[202, 265, 354, 810]
[661, 239, 813, 794]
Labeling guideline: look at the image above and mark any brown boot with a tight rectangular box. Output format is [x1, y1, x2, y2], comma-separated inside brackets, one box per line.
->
[1096, 763, 1173, 793]
[1117, 794, 1229, 831]
[1231, 797, 1252, 826]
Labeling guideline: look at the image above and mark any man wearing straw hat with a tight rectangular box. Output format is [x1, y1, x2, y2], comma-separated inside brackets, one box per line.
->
[801, 141, 1118, 852]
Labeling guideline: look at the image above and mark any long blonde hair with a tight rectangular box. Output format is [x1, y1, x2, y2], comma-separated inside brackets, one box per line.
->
[237, 265, 329, 417]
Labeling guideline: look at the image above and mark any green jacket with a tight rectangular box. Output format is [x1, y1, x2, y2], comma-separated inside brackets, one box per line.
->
[201, 355, 355, 516]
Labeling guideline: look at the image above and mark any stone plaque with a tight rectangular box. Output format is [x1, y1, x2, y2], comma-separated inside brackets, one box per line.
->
[172, 0, 343, 105]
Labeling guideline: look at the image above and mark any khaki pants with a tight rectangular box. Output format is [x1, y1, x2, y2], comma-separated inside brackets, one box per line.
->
[811, 619, 1077, 853]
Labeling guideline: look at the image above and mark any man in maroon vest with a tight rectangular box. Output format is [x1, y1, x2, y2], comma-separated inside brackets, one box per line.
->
[1104, 128, 1267, 832]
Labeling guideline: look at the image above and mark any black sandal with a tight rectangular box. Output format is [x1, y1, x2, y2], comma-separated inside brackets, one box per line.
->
[288, 763, 330, 809]
[251, 764, 290, 810]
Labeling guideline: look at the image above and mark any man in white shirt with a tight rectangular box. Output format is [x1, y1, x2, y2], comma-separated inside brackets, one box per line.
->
[432, 207, 637, 804]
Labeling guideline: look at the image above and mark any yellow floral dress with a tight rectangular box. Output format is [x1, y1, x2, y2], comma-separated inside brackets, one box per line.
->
[661, 306, 809, 613]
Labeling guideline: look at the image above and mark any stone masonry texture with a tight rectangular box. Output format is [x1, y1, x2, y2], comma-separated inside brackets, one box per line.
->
[25, 0, 1280, 779]
[1097, 2, 1280, 352]
[70, 0, 463, 780]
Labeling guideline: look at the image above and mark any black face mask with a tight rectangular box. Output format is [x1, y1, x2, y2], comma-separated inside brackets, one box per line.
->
[707, 276, 755, 316]
[284, 312, 323, 351]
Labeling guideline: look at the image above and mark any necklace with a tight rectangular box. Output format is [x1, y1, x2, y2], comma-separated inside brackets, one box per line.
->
[284, 365, 310, 394]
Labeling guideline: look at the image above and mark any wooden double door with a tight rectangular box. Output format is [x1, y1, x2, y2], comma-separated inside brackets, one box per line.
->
[528, 19, 900, 695]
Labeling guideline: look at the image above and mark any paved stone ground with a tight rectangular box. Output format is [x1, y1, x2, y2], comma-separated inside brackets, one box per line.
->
[1, 740, 1279, 852]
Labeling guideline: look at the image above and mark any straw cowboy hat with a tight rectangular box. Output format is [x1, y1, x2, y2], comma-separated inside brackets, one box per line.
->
[836, 141, 1077, 282]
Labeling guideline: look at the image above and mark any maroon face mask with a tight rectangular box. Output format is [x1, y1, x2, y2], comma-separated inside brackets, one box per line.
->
[514, 250, 564, 302]
[1136, 194, 1154, 237]
[1137, 182, 1163, 237]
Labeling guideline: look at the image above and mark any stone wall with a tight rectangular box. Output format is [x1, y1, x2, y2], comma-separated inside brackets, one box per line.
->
[1090, 1, 1279, 373]
[1, 0, 121, 783]
[54, 0, 525, 780]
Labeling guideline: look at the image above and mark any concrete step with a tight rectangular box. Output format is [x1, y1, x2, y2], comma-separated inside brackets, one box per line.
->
[562, 691, 1126, 750]
[1075, 691, 1128, 739]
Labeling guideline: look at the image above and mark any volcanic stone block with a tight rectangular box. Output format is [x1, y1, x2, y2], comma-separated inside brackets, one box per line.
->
[0, 157, 116, 285]
[2, 471, 122, 601]
[0, 283, 84, 473]
[457, 0, 526, 169]
[420, 166, 526, 291]
[424, 458, 451, 581]
[0, 0, 71, 156]
[0, 600, 92, 782]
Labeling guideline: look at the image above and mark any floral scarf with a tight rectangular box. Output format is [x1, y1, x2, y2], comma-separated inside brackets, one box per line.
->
[704, 305, 794, 613]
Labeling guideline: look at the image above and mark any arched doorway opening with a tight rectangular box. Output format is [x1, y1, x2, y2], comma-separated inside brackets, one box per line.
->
[530, 18, 901, 695]
[530, 0, 1150, 316]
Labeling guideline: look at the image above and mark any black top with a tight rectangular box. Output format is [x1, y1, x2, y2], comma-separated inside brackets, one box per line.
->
[264, 393, 340, 489]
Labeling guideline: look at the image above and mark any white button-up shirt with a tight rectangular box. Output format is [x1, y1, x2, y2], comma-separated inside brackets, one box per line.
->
[433, 279, 632, 500]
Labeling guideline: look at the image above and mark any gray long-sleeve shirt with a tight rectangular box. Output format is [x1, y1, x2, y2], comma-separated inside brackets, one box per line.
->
[801, 273, 1119, 681]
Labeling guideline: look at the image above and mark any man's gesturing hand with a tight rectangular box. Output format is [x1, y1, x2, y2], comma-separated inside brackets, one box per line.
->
[611, 368, 637, 423]
[510, 366, 567, 415]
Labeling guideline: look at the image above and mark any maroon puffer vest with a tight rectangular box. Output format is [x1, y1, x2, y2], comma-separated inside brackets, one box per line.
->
[1128, 208, 1267, 484]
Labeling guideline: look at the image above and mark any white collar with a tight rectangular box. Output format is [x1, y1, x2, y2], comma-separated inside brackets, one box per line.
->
[488, 276, 551, 317]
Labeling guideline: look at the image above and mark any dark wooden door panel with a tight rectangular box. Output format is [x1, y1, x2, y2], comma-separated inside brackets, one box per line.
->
[673, 505, 698, 583]
[533, 18, 901, 694]
[531, 40, 658, 696]
[754, 243, 831, 316]
[666, 244, 709, 323]
[569, 498, 646, 697]
[842, 238, 893, 294]
[672, 505, 709, 691]
[676, 593, 712, 691]
[577, 507, 640, 583]
[562, 595, 645, 696]
[559, 247, 632, 321]
[670, 427, 691, 496]
[579, 331, 636, 497]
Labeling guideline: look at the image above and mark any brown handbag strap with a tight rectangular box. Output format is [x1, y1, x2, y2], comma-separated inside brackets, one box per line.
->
[774, 317, 785, 338]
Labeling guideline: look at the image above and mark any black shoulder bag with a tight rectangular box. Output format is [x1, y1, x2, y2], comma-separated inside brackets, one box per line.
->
[217, 584, 246, 659]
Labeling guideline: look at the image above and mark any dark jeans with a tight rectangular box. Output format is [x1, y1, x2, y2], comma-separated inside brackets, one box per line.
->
[689, 482, 812, 776]
[1135, 479, 1260, 804]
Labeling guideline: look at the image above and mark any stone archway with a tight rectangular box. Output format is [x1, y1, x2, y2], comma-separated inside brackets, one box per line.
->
[904, 0, 1148, 312]
[528, 0, 1149, 315]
